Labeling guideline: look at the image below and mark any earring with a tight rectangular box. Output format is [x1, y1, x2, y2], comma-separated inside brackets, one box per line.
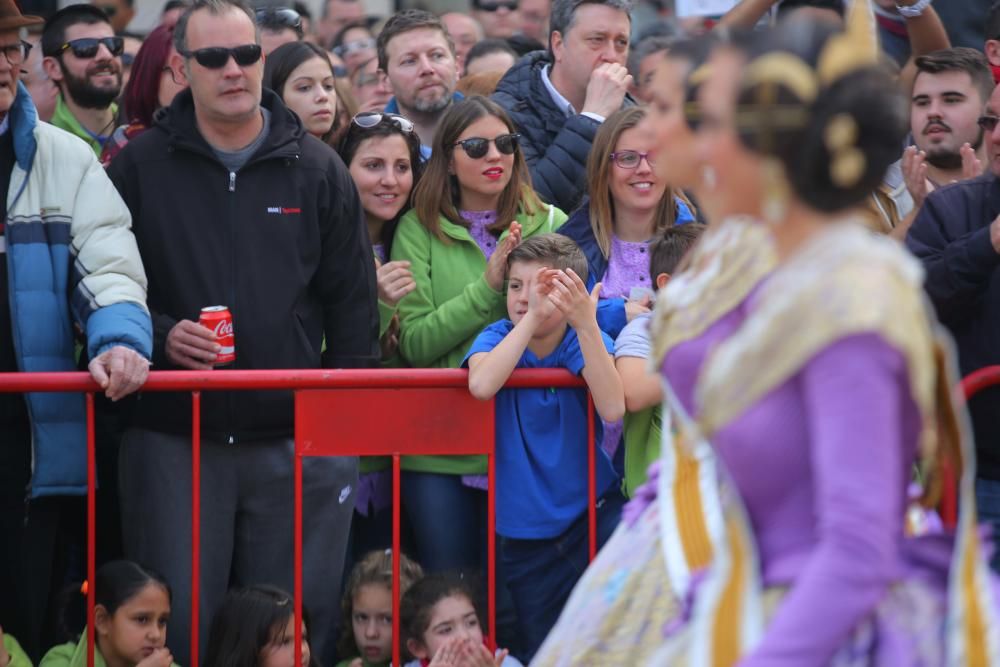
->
[762, 157, 790, 225]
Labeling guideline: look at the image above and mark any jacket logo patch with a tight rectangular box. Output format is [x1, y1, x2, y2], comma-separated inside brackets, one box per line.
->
[266, 206, 301, 215]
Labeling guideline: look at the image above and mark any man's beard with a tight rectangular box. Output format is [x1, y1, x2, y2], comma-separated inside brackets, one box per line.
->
[61, 64, 121, 110]
[409, 82, 454, 114]
[923, 127, 984, 171]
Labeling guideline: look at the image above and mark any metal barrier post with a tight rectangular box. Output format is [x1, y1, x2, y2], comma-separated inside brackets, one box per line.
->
[191, 392, 201, 667]
[86, 393, 96, 667]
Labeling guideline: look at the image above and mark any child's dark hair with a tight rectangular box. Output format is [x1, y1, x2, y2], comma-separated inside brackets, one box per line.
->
[337, 550, 425, 658]
[506, 233, 589, 283]
[203, 585, 317, 667]
[58, 560, 172, 642]
[649, 224, 706, 284]
[400, 574, 483, 658]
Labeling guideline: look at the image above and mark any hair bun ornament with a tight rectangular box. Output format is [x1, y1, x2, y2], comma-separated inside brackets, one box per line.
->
[816, 0, 879, 85]
[80, 580, 89, 596]
[824, 113, 866, 188]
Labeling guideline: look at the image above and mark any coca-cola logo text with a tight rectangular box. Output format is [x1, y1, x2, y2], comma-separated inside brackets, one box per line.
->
[213, 320, 234, 338]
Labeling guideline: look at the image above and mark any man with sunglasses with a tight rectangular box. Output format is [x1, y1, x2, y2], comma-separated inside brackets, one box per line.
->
[473, 0, 522, 39]
[907, 81, 1000, 575]
[40, 4, 123, 157]
[493, 0, 634, 214]
[256, 5, 304, 55]
[0, 0, 152, 660]
[106, 0, 378, 664]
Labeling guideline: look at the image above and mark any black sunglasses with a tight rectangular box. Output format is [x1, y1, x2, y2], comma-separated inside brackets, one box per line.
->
[179, 44, 262, 69]
[474, 0, 519, 10]
[453, 133, 520, 158]
[978, 115, 1000, 132]
[352, 111, 415, 133]
[59, 36, 124, 59]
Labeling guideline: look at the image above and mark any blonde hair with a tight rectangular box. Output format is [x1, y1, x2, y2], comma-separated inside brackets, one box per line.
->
[586, 107, 693, 258]
[337, 550, 424, 658]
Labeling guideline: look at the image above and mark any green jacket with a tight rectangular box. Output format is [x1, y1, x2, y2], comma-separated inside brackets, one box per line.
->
[50, 95, 118, 158]
[622, 405, 662, 498]
[40, 635, 181, 667]
[4, 634, 32, 667]
[390, 203, 566, 474]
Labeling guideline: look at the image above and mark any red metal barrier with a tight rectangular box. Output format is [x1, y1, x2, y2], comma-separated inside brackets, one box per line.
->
[950, 365, 1000, 529]
[0, 368, 594, 667]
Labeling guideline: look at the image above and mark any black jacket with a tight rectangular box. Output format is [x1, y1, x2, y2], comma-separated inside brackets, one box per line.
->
[906, 173, 1000, 479]
[107, 88, 378, 442]
[492, 51, 635, 214]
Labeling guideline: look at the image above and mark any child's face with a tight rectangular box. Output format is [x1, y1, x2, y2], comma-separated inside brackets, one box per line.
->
[96, 583, 170, 667]
[351, 584, 393, 663]
[411, 594, 484, 660]
[259, 617, 311, 667]
[506, 260, 564, 335]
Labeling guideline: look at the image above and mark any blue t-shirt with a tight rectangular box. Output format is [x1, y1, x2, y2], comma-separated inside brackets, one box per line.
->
[463, 320, 619, 539]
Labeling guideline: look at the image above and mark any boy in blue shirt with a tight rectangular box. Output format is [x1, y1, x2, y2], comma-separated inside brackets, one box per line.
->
[463, 234, 625, 660]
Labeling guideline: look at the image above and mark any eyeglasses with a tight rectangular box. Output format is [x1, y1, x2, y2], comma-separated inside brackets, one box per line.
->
[0, 40, 31, 66]
[179, 44, 262, 69]
[610, 150, 655, 169]
[59, 36, 124, 59]
[352, 111, 415, 133]
[978, 115, 1000, 132]
[255, 7, 303, 33]
[453, 133, 520, 158]
[474, 0, 519, 11]
[334, 38, 376, 57]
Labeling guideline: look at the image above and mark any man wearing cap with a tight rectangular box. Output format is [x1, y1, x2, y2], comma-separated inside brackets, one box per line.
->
[41, 4, 124, 157]
[0, 0, 151, 660]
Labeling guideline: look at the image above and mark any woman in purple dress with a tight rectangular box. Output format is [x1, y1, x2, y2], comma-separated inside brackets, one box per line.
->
[535, 4, 1000, 665]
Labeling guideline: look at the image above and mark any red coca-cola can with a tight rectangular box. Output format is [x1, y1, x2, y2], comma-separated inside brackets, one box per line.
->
[199, 306, 236, 366]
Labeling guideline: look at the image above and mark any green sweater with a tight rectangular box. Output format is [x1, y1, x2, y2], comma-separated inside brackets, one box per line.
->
[390, 203, 566, 474]
[50, 96, 118, 158]
[3, 634, 32, 667]
[39, 635, 181, 667]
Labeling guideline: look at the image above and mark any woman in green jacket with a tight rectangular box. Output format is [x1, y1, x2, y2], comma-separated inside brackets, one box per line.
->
[40, 562, 178, 667]
[390, 95, 566, 573]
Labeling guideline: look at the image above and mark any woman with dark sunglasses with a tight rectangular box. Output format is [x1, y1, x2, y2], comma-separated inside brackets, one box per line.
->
[389, 96, 566, 575]
[101, 25, 187, 166]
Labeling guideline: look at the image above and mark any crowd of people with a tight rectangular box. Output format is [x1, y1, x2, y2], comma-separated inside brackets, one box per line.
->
[1, 0, 1000, 664]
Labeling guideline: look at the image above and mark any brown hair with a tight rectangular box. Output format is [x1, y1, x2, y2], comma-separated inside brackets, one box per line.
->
[914, 47, 994, 104]
[456, 71, 505, 97]
[587, 106, 690, 259]
[337, 550, 424, 659]
[649, 223, 706, 282]
[412, 95, 542, 242]
[507, 233, 589, 283]
[376, 9, 454, 72]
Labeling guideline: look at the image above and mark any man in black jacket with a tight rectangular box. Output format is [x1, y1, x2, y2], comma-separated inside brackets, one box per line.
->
[105, 0, 378, 662]
[907, 82, 1000, 571]
[493, 0, 634, 214]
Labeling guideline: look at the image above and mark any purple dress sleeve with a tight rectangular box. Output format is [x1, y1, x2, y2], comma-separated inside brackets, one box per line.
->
[739, 334, 912, 666]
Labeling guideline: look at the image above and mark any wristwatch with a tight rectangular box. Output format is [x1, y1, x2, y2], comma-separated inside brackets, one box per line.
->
[896, 0, 932, 18]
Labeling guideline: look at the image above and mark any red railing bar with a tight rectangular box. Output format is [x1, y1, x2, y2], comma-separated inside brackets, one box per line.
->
[86, 393, 96, 667]
[587, 396, 597, 562]
[190, 392, 201, 667]
[960, 365, 1000, 403]
[0, 369, 587, 392]
[487, 400, 497, 650]
[392, 454, 402, 667]
[294, 395, 304, 667]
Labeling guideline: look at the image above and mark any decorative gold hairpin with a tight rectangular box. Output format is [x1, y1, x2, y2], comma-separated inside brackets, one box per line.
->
[817, 0, 879, 85]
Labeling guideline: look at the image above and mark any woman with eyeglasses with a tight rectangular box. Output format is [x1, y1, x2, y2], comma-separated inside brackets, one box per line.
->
[332, 20, 377, 75]
[101, 25, 187, 166]
[559, 107, 696, 341]
[390, 95, 566, 573]
[263, 41, 339, 144]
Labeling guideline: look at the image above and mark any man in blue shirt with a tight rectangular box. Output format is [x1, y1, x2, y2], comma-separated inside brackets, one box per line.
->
[464, 233, 625, 661]
[377, 10, 462, 158]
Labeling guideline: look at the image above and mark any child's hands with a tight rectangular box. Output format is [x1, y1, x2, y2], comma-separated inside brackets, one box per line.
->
[547, 268, 600, 330]
[428, 637, 465, 666]
[456, 641, 508, 667]
[135, 647, 173, 667]
[376, 260, 416, 307]
[526, 267, 559, 322]
[484, 222, 522, 291]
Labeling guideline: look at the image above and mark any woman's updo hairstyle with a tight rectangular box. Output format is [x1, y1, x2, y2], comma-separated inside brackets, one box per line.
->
[733, 13, 906, 212]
